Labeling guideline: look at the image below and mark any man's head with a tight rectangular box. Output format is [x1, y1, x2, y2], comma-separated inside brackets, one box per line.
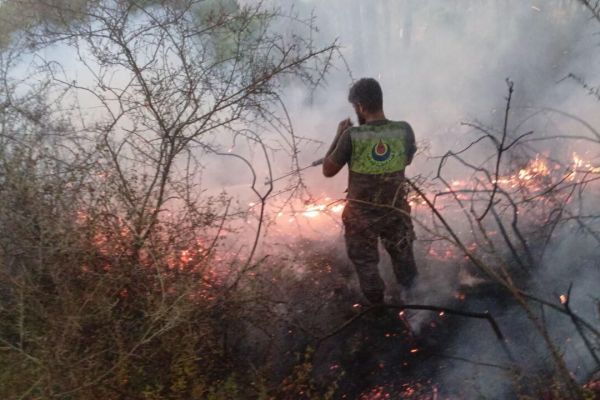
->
[348, 78, 383, 125]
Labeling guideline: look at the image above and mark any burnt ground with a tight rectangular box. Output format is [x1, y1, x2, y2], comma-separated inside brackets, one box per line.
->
[283, 239, 525, 399]
[310, 281, 518, 399]
[242, 238, 600, 399]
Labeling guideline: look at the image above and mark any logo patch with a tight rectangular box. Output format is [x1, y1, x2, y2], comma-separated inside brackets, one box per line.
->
[371, 139, 392, 162]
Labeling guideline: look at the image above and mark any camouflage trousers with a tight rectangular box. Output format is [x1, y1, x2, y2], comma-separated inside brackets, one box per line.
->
[342, 200, 417, 304]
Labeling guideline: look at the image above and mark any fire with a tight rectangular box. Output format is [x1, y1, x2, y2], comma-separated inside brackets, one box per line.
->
[445, 152, 599, 194]
[303, 203, 327, 218]
[269, 197, 345, 222]
[302, 202, 345, 218]
[268, 152, 598, 237]
[507, 155, 552, 185]
[572, 152, 600, 174]
[331, 203, 346, 213]
[302, 197, 345, 218]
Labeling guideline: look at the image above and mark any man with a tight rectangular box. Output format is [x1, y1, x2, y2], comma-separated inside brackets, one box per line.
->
[322, 77, 417, 305]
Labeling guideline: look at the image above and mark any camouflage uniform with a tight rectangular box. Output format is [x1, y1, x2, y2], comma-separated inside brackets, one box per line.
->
[329, 119, 417, 304]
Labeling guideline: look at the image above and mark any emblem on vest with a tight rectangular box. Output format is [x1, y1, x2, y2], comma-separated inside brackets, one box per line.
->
[371, 139, 392, 162]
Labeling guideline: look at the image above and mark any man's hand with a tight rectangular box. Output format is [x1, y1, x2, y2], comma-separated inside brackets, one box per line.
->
[336, 118, 353, 136]
[322, 118, 353, 178]
[311, 158, 325, 166]
[326, 117, 353, 158]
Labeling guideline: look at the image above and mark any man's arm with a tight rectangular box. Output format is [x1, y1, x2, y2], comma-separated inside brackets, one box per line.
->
[322, 158, 344, 178]
[404, 122, 417, 165]
[323, 119, 352, 177]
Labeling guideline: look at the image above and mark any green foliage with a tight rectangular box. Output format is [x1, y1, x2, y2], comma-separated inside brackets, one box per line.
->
[276, 347, 340, 400]
[195, 0, 273, 64]
[0, 0, 90, 48]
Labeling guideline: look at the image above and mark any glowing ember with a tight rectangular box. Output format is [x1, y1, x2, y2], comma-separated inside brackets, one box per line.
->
[180, 249, 192, 264]
[455, 292, 466, 301]
[359, 386, 391, 400]
[560, 294, 568, 304]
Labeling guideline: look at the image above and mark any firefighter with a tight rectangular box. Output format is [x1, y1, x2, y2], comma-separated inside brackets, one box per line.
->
[322, 77, 417, 305]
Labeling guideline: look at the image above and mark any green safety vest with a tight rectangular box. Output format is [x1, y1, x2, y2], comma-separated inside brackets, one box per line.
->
[349, 121, 412, 175]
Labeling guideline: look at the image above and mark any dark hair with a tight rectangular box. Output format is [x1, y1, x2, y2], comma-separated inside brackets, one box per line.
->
[347, 78, 383, 113]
